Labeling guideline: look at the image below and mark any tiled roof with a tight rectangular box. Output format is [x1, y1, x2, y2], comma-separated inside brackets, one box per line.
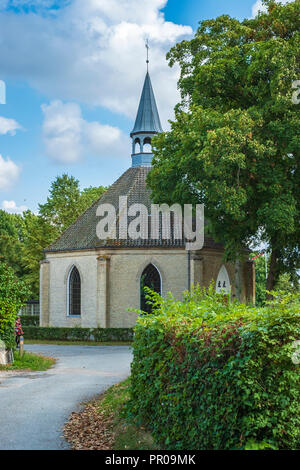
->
[46, 166, 224, 253]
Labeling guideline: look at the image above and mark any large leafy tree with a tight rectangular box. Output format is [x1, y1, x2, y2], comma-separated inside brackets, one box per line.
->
[0, 174, 107, 298]
[20, 174, 107, 296]
[21, 210, 57, 297]
[0, 261, 30, 307]
[148, 0, 300, 291]
[39, 174, 107, 233]
[0, 210, 25, 277]
[0, 262, 31, 348]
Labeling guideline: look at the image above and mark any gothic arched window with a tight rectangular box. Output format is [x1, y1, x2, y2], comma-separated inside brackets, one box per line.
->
[140, 263, 161, 314]
[68, 266, 81, 316]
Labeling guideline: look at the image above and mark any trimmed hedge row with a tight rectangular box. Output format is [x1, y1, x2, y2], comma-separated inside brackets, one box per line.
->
[23, 326, 134, 342]
[126, 286, 300, 450]
[19, 315, 40, 326]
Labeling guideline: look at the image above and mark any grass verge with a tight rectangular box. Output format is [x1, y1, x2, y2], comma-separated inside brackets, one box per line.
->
[0, 350, 56, 371]
[64, 377, 158, 450]
[25, 339, 132, 347]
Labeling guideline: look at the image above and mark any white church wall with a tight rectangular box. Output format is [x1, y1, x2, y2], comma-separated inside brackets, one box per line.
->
[42, 247, 251, 329]
[108, 248, 188, 328]
[46, 250, 98, 328]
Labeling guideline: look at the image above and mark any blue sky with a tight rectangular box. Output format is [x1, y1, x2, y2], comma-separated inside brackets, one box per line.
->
[0, 0, 275, 213]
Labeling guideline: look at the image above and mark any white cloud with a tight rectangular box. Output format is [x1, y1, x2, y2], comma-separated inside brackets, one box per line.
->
[0, 0, 192, 128]
[0, 154, 21, 189]
[1, 200, 28, 214]
[252, 0, 294, 17]
[42, 100, 129, 163]
[41, 101, 83, 163]
[0, 116, 21, 135]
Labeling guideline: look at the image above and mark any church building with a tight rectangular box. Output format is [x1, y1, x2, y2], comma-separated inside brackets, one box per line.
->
[40, 69, 255, 328]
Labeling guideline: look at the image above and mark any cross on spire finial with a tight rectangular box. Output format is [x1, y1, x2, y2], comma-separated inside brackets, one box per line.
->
[145, 39, 149, 71]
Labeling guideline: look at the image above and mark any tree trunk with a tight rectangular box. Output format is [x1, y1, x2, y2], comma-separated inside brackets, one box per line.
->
[266, 249, 279, 298]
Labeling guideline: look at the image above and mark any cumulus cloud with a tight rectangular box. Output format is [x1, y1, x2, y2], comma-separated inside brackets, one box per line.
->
[0, 154, 21, 190]
[1, 200, 28, 214]
[0, 116, 21, 135]
[0, 0, 192, 129]
[42, 101, 83, 163]
[252, 0, 294, 17]
[42, 100, 129, 163]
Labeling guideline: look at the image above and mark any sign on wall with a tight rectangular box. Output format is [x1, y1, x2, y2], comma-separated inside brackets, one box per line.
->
[216, 265, 230, 294]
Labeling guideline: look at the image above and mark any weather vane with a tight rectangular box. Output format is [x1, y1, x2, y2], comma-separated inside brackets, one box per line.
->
[145, 39, 149, 71]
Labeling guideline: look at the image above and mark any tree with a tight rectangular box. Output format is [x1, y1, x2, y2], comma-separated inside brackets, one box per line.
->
[39, 174, 107, 232]
[21, 175, 107, 296]
[0, 210, 25, 277]
[21, 210, 57, 298]
[148, 0, 300, 291]
[0, 262, 30, 348]
[251, 253, 267, 306]
[0, 174, 107, 297]
[0, 262, 30, 308]
[79, 185, 108, 212]
[275, 272, 299, 294]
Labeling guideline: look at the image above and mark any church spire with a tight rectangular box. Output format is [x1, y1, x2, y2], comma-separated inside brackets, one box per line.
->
[146, 38, 149, 72]
[130, 45, 163, 167]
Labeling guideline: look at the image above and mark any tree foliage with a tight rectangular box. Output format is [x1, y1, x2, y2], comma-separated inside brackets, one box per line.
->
[0, 210, 25, 277]
[0, 262, 31, 348]
[147, 0, 300, 290]
[39, 174, 107, 233]
[0, 174, 107, 297]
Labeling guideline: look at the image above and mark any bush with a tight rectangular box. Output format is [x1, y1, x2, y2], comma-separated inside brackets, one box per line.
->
[22, 326, 134, 342]
[126, 286, 300, 450]
[0, 262, 30, 310]
[0, 262, 30, 349]
[0, 300, 18, 348]
[19, 315, 40, 326]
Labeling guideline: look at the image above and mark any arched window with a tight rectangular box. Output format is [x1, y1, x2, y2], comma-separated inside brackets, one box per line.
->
[68, 266, 81, 315]
[140, 263, 161, 314]
[133, 138, 140, 154]
[143, 137, 152, 153]
[216, 265, 230, 294]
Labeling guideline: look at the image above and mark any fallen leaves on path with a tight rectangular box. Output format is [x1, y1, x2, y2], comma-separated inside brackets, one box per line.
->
[63, 400, 115, 450]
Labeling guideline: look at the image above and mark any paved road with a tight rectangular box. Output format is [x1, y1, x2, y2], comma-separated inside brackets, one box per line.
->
[0, 344, 132, 450]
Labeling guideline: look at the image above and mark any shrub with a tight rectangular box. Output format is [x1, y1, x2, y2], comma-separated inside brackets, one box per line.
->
[19, 315, 40, 326]
[126, 285, 300, 450]
[0, 262, 30, 349]
[22, 326, 134, 342]
[0, 300, 18, 348]
[0, 262, 30, 310]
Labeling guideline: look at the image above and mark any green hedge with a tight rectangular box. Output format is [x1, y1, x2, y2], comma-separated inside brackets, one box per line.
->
[126, 286, 300, 450]
[0, 300, 18, 349]
[19, 315, 40, 326]
[23, 326, 134, 342]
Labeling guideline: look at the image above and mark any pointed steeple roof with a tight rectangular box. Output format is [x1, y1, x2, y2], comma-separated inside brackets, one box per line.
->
[130, 72, 163, 136]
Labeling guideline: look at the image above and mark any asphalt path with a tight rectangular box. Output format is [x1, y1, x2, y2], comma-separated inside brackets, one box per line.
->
[0, 344, 132, 450]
